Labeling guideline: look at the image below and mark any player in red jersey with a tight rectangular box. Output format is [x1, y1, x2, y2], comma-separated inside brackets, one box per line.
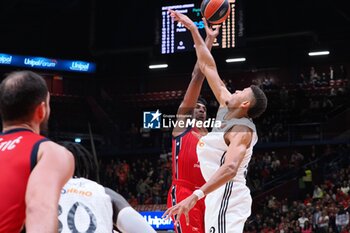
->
[166, 22, 220, 233]
[0, 71, 74, 233]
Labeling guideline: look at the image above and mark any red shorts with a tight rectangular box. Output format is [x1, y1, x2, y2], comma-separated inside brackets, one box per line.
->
[167, 182, 205, 233]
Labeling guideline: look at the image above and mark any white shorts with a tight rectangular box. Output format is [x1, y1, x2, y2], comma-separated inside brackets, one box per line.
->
[204, 181, 252, 233]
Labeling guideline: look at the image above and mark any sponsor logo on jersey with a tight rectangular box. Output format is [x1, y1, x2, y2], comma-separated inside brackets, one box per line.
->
[61, 188, 93, 197]
[198, 140, 205, 147]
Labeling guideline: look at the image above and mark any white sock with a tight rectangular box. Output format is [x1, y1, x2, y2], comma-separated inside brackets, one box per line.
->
[116, 207, 156, 233]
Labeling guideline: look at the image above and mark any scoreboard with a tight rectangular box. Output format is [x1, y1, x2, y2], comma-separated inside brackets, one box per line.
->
[160, 0, 244, 54]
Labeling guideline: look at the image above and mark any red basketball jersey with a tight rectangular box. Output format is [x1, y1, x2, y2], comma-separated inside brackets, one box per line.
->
[0, 128, 48, 233]
[172, 127, 205, 188]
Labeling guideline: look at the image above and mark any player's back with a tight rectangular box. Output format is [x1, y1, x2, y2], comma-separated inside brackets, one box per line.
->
[0, 128, 47, 233]
[59, 178, 113, 233]
[172, 127, 206, 188]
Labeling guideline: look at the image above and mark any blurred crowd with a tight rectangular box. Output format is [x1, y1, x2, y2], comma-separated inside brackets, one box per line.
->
[244, 144, 350, 233]
[98, 152, 172, 206]
[96, 143, 350, 212]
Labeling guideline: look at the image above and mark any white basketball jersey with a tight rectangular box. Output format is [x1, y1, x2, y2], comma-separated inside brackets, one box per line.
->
[197, 107, 258, 183]
[58, 178, 113, 233]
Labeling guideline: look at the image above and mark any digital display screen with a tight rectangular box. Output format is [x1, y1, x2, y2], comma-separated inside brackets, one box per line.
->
[160, 0, 244, 54]
[0, 53, 96, 73]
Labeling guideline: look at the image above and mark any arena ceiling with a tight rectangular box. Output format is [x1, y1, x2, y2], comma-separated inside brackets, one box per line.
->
[0, 0, 349, 73]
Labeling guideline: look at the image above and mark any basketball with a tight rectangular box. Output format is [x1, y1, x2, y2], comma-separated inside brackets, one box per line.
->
[200, 0, 230, 24]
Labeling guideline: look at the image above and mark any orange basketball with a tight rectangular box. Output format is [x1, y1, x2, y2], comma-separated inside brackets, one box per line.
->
[200, 0, 230, 24]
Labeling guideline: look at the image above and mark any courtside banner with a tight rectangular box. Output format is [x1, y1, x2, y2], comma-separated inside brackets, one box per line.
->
[0, 53, 96, 73]
[140, 211, 174, 230]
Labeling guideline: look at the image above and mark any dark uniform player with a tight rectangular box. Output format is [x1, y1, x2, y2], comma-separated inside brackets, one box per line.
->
[166, 22, 220, 233]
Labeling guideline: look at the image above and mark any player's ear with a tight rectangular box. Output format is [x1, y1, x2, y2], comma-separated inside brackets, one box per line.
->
[241, 101, 250, 109]
[34, 102, 46, 122]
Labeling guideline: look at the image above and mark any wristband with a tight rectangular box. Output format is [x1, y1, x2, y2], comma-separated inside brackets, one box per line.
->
[193, 189, 205, 200]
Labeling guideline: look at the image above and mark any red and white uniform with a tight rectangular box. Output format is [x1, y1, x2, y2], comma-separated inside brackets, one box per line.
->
[167, 127, 206, 233]
[0, 128, 48, 233]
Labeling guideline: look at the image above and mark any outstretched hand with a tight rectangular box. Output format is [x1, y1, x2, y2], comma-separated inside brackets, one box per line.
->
[162, 194, 198, 226]
[168, 10, 197, 31]
[169, 10, 220, 40]
[203, 18, 221, 40]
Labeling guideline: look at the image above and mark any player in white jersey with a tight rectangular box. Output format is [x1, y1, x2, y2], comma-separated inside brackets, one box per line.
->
[164, 11, 268, 233]
[58, 142, 156, 233]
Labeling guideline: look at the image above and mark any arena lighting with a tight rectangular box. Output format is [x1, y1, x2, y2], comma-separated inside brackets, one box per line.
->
[226, 57, 246, 63]
[308, 51, 330, 56]
[74, 138, 81, 143]
[149, 64, 168, 69]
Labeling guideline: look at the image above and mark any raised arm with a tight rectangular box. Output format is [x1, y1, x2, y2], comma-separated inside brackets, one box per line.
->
[25, 142, 74, 233]
[177, 35, 217, 112]
[173, 20, 220, 136]
[169, 10, 231, 106]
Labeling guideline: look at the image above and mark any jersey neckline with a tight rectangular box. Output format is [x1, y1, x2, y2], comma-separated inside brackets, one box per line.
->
[1, 128, 33, 135]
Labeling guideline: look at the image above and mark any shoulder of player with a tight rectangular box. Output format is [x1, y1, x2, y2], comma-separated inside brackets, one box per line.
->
[227, 124, 252, 133]
[104, 187, 122, 206]
[38, 141, 74, 160]
[225, 125, 252, 144]
[104, 187, 116, 198]
[172, 125, 192, 138]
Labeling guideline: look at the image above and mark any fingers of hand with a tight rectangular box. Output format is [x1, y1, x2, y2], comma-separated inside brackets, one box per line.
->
[162, 209, 170, 219]
[213, 25, 221, 30]
[174, 211, 182, 226]
[168, 9, 177, 18]
[202, 18, 209, 28]
[185, 213, 190, 226]
[163, 206, 177, 219]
